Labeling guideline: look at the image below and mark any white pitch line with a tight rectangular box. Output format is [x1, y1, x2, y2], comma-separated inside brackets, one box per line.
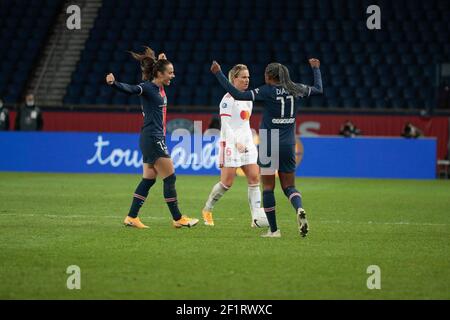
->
[314, 220, 449, 227]
[0, 213, 448, 226]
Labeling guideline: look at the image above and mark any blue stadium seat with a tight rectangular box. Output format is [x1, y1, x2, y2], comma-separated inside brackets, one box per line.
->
[340, 88, 353, 99]
[342, 98, 357, 109]
[309, 96, 326, 108]
[355, 88, 370, 100]
[374, 99, 388, 109]
[54, 0, 448, 111]
[0, 0, 60, 103]
[403, 88, 417, 100]
[326, 98, 340, 109]
[391, 98, 406, 109]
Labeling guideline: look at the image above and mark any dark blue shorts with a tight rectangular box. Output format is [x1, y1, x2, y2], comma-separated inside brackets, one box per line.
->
[140, 135, 170, 165]
[257, 144, 296, 173]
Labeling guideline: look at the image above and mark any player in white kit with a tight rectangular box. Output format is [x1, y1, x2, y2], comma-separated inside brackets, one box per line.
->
[202, 64, 267, 227]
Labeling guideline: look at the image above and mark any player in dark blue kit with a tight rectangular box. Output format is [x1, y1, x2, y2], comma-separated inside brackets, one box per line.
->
[106, 46, 199, 229]
[211, 59, 322, 238]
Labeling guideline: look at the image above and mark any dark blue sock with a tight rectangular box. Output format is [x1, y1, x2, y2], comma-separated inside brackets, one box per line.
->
[263, 190, 277, 232]
[163, 174, 182, 221]
[128, 178, 156, 218]
[283, 186, 303, 211]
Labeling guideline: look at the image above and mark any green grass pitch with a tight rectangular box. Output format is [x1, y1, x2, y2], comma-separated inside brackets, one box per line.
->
[0, 172, 449, 299]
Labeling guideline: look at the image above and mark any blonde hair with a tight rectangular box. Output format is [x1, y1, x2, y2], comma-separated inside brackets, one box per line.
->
[228, 64, 248, 84]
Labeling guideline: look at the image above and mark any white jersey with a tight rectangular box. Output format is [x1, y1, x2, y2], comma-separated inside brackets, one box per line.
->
[219, 93, 257, 167]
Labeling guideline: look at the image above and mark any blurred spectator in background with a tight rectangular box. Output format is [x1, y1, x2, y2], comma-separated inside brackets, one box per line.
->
[339, 120, 361, 137]
[401, 122, 423, 138]
[208, 115, 221, 130]
[0, 98, 10, 131]
[437, 80, 450, 110]
[204, 115, 221, 136]
[15, 94, 43, 131]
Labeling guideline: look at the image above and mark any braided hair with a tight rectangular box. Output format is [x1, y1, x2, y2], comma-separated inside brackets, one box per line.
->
[265, 63, 308, 98]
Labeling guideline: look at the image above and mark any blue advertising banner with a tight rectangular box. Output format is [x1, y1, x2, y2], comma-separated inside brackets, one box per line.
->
[0, 132, 437, 179]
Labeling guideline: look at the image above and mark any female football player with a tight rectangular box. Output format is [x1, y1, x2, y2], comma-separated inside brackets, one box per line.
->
[106, 47, 198, 229]
[211, 59, 323, 238]
[201, 64, 264, 227]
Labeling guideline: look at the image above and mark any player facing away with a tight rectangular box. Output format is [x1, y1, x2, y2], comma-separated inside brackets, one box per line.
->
[202, 64, 263, 227]
[211, 59, 323, 238]
[106, 47, 199, 229]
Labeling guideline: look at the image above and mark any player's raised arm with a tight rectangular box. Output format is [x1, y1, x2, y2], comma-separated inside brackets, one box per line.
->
[307, 58, 323, 95]
[211, 61, 254, 101]
[106, 73, 143, 95]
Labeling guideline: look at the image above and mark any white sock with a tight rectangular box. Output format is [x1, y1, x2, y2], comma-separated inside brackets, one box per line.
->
[204, 182, 229, 211]
[248, 184, 261, 218]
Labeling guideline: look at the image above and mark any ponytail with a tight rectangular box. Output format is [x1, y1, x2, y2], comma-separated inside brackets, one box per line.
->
[129, 46, 172, 81]
[265, 63, 307, 98]
[129, 46, 156, 81]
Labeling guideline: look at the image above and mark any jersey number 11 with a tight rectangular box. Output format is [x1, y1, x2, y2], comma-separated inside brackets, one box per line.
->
[277, 95, 294, 118]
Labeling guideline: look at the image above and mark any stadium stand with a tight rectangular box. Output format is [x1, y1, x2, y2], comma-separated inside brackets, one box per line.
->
[0, 0, 61, 104]
[1, 0, 448, 110]
[62, 0, 449, 109]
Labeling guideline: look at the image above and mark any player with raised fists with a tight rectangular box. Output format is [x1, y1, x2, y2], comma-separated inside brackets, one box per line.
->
[211, 58, 323, 238]
[106, 47, 199, 229]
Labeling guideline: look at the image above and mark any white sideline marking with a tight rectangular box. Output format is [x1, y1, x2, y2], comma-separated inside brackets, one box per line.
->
[315, 220, 448, 227]
[0, 213, 448, 227]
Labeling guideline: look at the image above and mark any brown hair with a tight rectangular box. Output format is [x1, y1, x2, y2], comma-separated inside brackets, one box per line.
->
[228, 64, 248, 83]
[129, 46, 172, 81]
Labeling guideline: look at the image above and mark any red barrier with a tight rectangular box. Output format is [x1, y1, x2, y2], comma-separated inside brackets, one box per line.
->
[8, 111, 449, 160]
[294, 115, 449, 161]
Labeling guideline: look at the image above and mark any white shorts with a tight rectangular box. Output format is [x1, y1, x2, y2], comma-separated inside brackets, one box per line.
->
[220, 141, 258, 168]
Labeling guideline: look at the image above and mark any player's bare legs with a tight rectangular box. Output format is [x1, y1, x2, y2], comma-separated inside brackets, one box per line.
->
[220, 167, 237, 188]
[154, 157, 199, 228]
[241, 164, 259, 185]
[279, 172, 309, 237]
[123, 164, 158, 229]
[143, 164, 157, 179]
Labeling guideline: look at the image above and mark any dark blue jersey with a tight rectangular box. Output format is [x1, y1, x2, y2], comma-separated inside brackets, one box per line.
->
[112, 81, 167, 139]
[214, 67, 322, 145]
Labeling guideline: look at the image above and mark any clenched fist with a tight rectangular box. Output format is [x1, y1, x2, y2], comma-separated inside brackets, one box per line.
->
[210, 61, 221, 74]
[106, 73, 115, 85]
[309, 58, 320, 68]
